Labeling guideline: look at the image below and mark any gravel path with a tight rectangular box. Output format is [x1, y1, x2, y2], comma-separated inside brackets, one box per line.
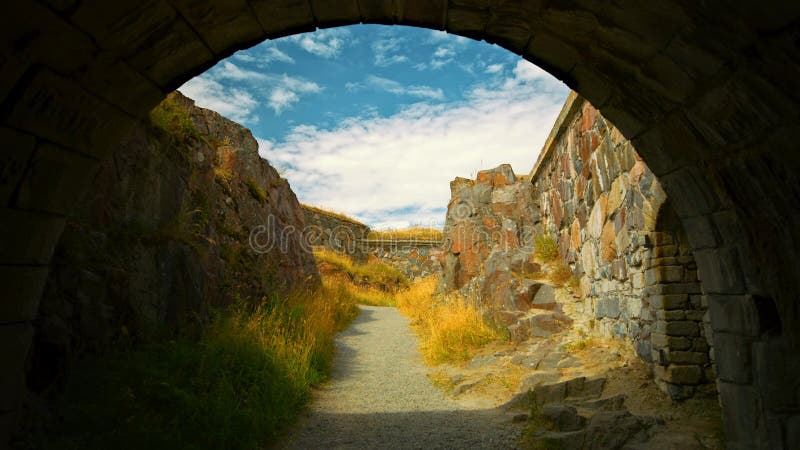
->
[281, 305, 521, 449]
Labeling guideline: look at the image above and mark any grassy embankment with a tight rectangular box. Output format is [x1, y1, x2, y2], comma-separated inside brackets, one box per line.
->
[28, 283, 359, 450]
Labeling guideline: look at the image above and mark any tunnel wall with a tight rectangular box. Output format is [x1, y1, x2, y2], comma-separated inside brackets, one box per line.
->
[529, 93, 714, 398]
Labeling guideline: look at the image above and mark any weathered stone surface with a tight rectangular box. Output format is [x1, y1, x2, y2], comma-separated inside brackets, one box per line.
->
[0, 323, 33, 412]
[527, 95, 710, 400]
[30, 92, 318, 396]
[542, 404, 587, 432]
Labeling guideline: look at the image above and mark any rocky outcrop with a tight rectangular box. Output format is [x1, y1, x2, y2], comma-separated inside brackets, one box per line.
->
[29, 92, 317, 393]
[437, 165, 570, 340]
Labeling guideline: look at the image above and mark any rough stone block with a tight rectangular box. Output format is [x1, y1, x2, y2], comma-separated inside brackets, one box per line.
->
[358, 0, 397, 24]
[15, 143, 98, 214]
[663, 350, 709, 365]
[693, 246, 746, 294]
[398, 0, 447, 29]
[651, 332, 692, 351]
[656, 320, 699, 337]
[0, 265, 48, 323]
[125, 18, 215, 88]
[655, 364, 703, 385]
[659, 165, 720, 219]
[311, 0, 360, 27]
[172, 0, 264, 54]
[5, 69, 135, 159]
[645, 266, 684, 285]
[656, 310, 685, 321]
[0, 208, 65, 265]
[714, 332, 752, 384]
[649, 294, 689, 310]
[707, 295, 760, 337]
[542, 404, 586, 432]
[644, 283, 701, 296]
[526, 31, 580, 75]
[717, 382, 760, 449]
[0, 323, 33, 412]
[595, 296, 620, 319]
[251, 0, 315, 37]
[0, 127, 36, 206]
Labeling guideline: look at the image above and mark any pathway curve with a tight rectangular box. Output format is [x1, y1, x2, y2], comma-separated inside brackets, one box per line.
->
[281, 305, 521, 449]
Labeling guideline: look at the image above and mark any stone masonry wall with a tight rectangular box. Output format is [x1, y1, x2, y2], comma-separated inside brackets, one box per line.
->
[359, 241, 443, 280]
[301, 205, 442, 279]
[301, 205, 370, 257]
[529, 93, 714, 399]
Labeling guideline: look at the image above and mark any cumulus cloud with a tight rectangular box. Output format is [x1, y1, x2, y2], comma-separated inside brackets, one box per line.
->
[285, 28, 351, 58]
[372, 37, 409, 66]
[485, 63, 504, 74]
[178, 77, 259, 124]
[259, 59, 568, 228]
[179, 61, 321, 118]
[233, 45, 294, 66]
[345, 75, 444, 100]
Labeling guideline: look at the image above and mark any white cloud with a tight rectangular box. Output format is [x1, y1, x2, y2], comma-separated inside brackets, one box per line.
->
[178, 61, 322, 119]
[233, 46, 295, 66]
[433, 47, 455, 58]
[178, 77, 259, 124]
[285, 28, 351, 58]
[360, 75, 444, 100]
[259, 59, 568, 228]
[429, 45, 458, 69]
[485, 63, 504, 74]
[372, 37, 409, 67]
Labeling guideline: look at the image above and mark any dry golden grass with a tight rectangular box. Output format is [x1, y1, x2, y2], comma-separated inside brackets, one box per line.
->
[314, 248, 409, 289]
[367, 227, 444, 242]
[396, 278, 507, 364]
[549, 263, 573, 286]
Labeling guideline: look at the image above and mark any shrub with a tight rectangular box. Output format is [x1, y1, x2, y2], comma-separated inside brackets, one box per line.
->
[245, 178, 267, 204]
[549, 263, 573, 287]
[149, 96, 200, 142]
[534, 233, 559, 262]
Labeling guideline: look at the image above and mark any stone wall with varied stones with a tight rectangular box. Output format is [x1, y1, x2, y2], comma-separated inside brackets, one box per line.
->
[528, 93, 714, 399]
[300, 205, 370, 259]
[359, 240, 443, 280]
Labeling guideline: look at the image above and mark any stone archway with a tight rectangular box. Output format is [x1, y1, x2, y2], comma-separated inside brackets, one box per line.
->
[2, 1, 799, 447]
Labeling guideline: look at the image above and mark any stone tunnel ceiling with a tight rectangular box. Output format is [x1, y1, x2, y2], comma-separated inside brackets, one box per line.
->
[1, 1, 800, 448]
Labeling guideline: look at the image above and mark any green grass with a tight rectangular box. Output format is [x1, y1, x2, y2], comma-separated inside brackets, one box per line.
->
[149, 95, 200, 142]
[245, 178, 267, 204]
[26, 283, 359, 450]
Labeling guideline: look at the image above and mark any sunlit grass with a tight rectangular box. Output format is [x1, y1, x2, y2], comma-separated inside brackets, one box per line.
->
[26, 281, 359, 450]
[396, 278, 508, 364]
[314, 248, 409, 290]
[367, 227, 444, 242]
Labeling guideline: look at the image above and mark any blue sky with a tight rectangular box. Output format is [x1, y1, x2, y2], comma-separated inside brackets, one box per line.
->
[179, 25, 569, 229]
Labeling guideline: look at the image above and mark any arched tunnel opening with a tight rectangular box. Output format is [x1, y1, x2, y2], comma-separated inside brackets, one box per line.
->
[1, 1, 800, 448]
